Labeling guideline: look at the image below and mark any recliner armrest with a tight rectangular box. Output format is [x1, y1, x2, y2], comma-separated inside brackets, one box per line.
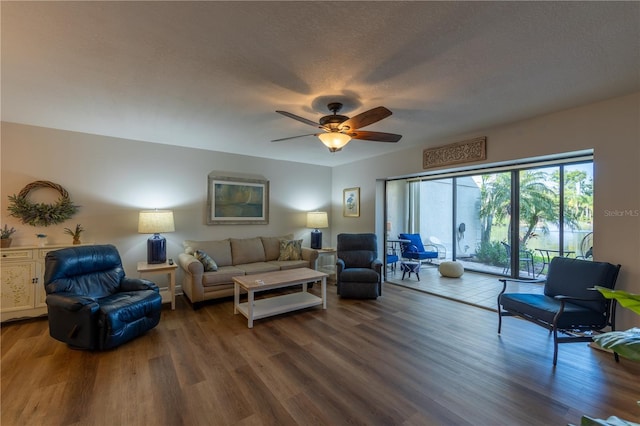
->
[121, 277, 159, 293]
[46, 292, 99, 312]
[371, 259, 383, 271]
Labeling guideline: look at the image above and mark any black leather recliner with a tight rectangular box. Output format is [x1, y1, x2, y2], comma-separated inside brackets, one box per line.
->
[44, 244, 162, 350]
[336, 233, 383, 299]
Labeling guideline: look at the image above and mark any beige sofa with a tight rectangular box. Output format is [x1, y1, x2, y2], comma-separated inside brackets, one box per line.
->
[177, 235, 318, 306]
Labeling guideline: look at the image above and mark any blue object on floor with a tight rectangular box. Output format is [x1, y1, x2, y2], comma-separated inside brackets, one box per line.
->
[398, 233, 438, 262]
[401, 261, 421, 280]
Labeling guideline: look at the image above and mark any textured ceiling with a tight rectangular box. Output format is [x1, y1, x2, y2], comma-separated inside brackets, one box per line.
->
[2, 1, 639, 167]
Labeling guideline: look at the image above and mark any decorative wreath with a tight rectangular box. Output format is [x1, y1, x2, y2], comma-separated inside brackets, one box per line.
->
[7, 180, 78, 227]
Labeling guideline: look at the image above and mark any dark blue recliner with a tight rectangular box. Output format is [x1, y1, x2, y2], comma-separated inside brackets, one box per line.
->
[398, 233, 438, 262]
[44, 244, 162, 350]
[336, 233, 383, 299]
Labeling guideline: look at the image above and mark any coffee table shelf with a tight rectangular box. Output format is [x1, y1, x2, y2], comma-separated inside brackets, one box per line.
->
[233, 268, 327, 328]
[235, 292, 322, 321]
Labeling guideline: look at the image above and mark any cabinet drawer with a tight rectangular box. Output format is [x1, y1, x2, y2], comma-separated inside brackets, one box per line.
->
[38, 249, 59, 260]
[1, 250, 34, 261]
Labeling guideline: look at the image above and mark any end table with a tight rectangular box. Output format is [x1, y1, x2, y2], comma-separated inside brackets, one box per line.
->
[315, 248, 337, 282]
[137, 261, 178, 310]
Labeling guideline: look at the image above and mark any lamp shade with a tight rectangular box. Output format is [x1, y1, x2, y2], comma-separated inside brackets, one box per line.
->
[318, 132, 351, 152]
[306, 212, 328, 229]
[138, 210, 175, 264]
[138, 210, 175, 234]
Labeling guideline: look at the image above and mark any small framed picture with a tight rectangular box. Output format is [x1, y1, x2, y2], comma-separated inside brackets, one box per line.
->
[343, 187, 360, 217]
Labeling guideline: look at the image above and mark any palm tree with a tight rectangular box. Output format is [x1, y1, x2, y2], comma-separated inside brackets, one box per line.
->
[556, 169, 593, 225]
[479, 173, 511, 245]
[518, 170, 558, 248]
[479, 167, 589, 265]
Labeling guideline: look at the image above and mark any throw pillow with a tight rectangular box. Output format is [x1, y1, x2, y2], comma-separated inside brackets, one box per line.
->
[278, 239, 303, 261]
[194, 249, 218, 272]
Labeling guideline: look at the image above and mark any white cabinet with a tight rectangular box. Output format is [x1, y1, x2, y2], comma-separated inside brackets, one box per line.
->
[1, 244, 84, 322]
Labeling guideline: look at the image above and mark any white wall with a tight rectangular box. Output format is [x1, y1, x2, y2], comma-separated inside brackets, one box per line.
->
[332, 92, 640, 329]
[1, 123, 332, 288]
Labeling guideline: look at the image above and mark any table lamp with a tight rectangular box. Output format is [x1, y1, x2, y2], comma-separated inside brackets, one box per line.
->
[306, 211, 328, 249]
[138, 210, 175, 264]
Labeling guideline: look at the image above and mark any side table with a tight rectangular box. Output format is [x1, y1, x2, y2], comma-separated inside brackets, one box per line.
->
[314, 248, 337, 283]
[137, 261, 178, 310]
[400, 261, 421, 281]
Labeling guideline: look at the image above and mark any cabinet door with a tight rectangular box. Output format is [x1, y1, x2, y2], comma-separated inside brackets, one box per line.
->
[35, 263, 47, 308]
[0, 261, 37, 312]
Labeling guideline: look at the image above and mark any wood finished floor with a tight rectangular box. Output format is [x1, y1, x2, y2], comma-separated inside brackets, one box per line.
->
[2, 282, 639, 426]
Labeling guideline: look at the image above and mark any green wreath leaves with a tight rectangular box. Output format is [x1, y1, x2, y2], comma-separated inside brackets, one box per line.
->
[7, 181, 79, 227]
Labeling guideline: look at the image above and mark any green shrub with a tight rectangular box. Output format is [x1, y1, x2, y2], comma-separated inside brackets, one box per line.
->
[475, 241, 508, 267]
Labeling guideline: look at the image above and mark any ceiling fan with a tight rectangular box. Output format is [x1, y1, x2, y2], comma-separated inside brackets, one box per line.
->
[272, 102, 402, 152]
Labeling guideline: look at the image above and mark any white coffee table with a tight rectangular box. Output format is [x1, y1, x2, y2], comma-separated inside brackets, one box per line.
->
[233, 268, 327, 328]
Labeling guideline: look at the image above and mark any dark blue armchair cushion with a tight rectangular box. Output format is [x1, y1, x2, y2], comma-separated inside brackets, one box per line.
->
[499, 293, 608, 329]
[340, 268, 380, 283]
[544, 257, 619, 311]
[44, 245, 126, 298]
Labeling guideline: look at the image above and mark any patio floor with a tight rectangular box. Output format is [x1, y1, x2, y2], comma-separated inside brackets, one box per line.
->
[385, 263, 544, 311]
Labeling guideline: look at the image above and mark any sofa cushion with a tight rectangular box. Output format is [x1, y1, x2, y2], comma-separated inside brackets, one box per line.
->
[231, 238, 266, 265]
[278, 239, 303, 261]
[202, 266, 246, 287]
[235, 262, 280, 275]
[184, 239, 232, 267]
[268, 260, 309, 270]
[261, 234, 294, 261]
[194, 249, 218, 272]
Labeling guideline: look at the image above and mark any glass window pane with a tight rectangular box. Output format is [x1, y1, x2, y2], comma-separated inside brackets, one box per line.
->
[419, 179, 453, 261]
[460, 172, 511, 275]
[519, 167, 559, 278]
[564, 163, 593, 260]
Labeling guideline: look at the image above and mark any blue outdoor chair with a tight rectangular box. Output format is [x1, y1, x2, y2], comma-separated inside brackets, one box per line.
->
[398, 233, 439, 263]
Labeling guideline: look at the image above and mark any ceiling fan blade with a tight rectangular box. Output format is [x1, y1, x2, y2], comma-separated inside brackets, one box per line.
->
[349, 130, 402, 143]
[340, 106, 392, 130]
[270, 133, 318, 142]
[276, 110, 322, 128]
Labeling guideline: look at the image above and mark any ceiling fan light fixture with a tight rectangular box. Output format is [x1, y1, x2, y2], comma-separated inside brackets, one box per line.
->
[318, 132, 351, 152]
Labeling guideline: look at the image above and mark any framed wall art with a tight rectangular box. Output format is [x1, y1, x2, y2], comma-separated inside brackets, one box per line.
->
[343, 187, 360, 217]
[207, 173, 269, 224]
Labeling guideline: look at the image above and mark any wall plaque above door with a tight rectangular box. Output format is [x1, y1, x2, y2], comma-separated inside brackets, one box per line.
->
[423, 137, 486, 169]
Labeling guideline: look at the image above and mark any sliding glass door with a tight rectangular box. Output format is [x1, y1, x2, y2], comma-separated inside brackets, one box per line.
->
[385, 158, 593, 278]
[472, 172, 512, 275]
[419, 179, 453, 261]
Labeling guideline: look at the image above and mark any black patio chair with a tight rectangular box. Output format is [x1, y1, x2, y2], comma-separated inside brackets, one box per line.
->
[497, 256, 621, 365]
